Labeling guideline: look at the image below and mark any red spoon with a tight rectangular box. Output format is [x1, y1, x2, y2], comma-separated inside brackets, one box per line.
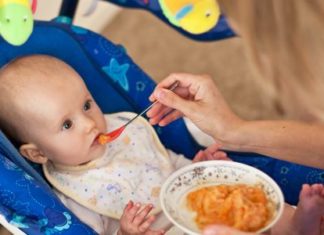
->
[97, 81, 179, 145]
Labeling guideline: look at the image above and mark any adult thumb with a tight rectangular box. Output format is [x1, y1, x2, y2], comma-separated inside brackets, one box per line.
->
[155, 88, 192, 115]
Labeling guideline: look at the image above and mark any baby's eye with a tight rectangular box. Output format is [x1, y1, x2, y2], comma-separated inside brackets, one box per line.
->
[62, 119, 73, 130]
[83, 100, 92, 111]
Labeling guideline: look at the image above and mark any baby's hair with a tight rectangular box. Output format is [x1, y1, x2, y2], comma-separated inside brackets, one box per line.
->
[0, 55, 73, 146]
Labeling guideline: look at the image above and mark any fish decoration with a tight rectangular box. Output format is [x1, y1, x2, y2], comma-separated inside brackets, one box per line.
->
[159, 0, 220, 34]
[0, 0, 37, 46]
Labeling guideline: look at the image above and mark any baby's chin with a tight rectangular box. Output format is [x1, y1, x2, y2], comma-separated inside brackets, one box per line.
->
[77, 145, 106, 166]
[90, 143, 106, 160]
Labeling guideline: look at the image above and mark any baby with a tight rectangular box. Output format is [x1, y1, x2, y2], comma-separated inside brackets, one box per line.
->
[0, 55, 226, 235]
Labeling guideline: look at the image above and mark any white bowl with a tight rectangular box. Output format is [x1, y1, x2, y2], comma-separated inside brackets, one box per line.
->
[160, 160, 284, 235]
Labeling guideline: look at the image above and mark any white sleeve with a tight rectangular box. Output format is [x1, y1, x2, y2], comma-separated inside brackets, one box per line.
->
[184, 117, 214, 147]
[167, 149, 192, 170]
[54, 190, 120, 235]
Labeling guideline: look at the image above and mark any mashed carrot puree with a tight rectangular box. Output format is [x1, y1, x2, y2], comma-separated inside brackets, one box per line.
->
[186, 184, 273, 232]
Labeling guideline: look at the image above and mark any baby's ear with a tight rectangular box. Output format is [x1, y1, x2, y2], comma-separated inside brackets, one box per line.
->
[19, 143, 48, 164]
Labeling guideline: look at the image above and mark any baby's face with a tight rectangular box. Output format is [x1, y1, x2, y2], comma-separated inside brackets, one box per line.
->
[20, 69, 107, 166]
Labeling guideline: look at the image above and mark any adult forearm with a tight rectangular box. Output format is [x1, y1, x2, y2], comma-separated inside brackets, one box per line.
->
[218, 120, 324, 169]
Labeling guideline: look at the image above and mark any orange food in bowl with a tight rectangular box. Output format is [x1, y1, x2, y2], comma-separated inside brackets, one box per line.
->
[186, 184, 274, 232]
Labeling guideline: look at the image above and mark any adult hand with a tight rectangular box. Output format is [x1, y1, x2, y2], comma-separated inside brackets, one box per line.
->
[147, 73, 244, 141]
[148, 74, 324, 168]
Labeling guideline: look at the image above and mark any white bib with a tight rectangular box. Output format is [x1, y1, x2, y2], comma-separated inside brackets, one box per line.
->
[43, 112, 174, 219]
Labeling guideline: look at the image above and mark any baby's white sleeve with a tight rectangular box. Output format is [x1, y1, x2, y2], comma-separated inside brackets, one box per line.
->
[167, 149, 192, 170]
[54, 190, 120, 235]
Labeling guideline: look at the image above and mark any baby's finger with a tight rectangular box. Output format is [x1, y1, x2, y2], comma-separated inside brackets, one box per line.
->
[120, 201, 133, 222]
[205, 143, 222, 154]
[124, 200, 133, 211]
[133, 204, 154, 226]
[193, 150, 205, 162]
[124, 202, 142, 222]
[205, 150, 215, 161]
[213, 151, 231, 161]
[138, 215, 156, 232]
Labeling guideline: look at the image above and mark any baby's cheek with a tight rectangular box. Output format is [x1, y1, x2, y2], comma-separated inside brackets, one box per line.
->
[101, 116, 108, 132]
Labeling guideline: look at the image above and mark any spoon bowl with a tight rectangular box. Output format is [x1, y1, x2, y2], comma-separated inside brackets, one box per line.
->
[98, 125, 126, 144]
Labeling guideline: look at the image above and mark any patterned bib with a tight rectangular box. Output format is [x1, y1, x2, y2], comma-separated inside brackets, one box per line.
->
[44, 112, 174, 219]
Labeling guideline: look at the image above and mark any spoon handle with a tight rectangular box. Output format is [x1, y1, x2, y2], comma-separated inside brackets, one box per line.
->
[124, 81, 179, 127]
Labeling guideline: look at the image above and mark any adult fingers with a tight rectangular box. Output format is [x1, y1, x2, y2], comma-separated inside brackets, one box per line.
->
[152, 88, 196, 118]
[148, 86, 191, 122]
[147, 102, 167, 119]
[149, 73, 195, 101]
[156, 109, 183, 126]
[148, 105, 174, 125]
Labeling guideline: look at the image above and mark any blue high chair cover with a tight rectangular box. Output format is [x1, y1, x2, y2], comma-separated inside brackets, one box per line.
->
[0, 19, 323, 234]
[0, 132, 97, 234]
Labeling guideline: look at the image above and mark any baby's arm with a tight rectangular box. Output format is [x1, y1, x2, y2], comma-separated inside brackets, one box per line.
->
[118, 201, 165, 235]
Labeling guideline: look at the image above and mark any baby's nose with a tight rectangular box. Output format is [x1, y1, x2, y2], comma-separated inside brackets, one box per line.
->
[83, 116, 96, 132]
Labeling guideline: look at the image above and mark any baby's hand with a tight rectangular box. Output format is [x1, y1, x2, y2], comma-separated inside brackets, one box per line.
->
[193, 143, 230, 162]
[118, 201, 165, 235]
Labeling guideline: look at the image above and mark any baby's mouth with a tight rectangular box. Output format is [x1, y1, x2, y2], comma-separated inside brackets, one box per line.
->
[92, 133, 102, 146]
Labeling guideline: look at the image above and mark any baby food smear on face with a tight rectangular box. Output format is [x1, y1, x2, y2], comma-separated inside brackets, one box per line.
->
[186, 184, 274, 232]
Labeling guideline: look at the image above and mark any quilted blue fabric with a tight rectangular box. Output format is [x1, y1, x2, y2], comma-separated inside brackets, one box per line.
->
[0, 20, 323, 233]
[0, 132, 97, 234]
